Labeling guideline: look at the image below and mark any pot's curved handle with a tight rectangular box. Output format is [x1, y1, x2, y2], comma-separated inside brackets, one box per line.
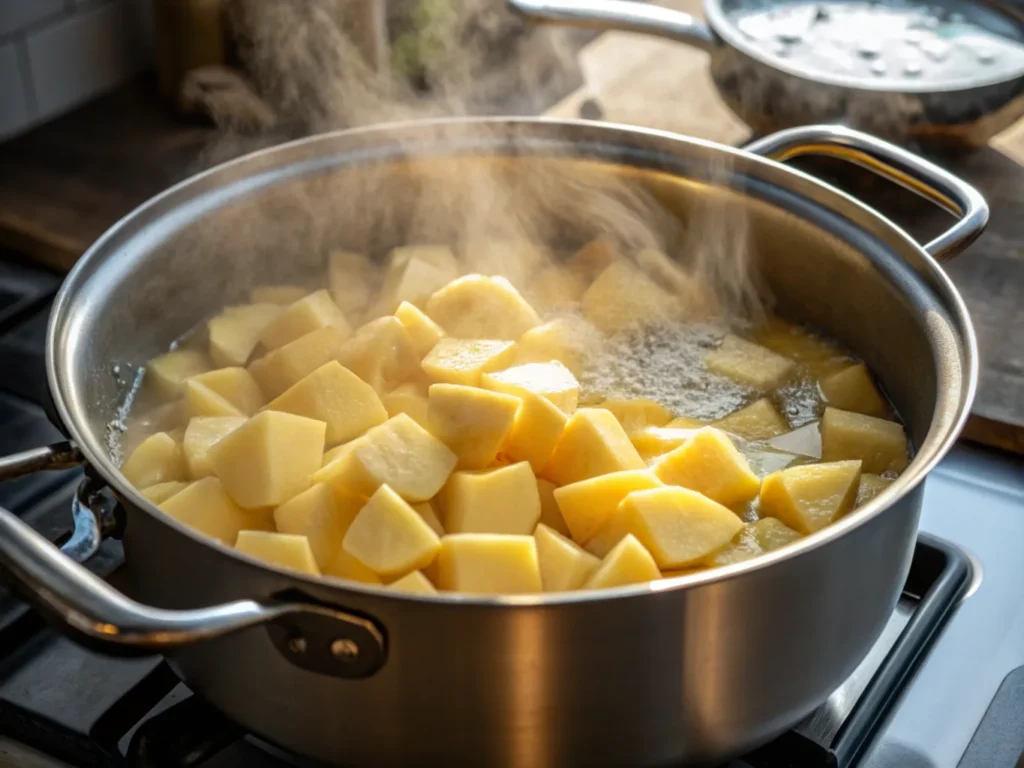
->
[743, 125, 989, 261]
[508, 0, 718, 53]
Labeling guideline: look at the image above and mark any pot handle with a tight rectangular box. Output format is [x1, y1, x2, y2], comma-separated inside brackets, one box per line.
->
[508, 0, 718, 53]
[743, 125, 989, 261]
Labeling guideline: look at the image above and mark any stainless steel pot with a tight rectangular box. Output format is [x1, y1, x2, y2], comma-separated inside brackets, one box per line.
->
[0, 120, 985, 766]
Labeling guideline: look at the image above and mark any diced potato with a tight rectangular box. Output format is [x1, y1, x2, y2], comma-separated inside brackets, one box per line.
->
[183, 416, 247, 479]
[372, 246, 459, 316]
[274, 483, 363, 569]
[653, 427, 760, 507]
[705, 335, 796, 391]
[259, 290, 352, 351]
[543, 408, 645, 487]
[708, 517, 802, 566]
[820, 407, 908, 474]
[584, 534, 660, 589]
[250, 285, 308, 305]
[634, 248, 714, 316]
[412, 501, 445, 536]
[323, 439, 359, 468]
[820, 363, 889, 418]
[514, 318, 596, 377]
[394, 301, 444, 358]
[336, 316, 420, 394]
[146, 349, 210, 399]
[381, 382, 430, 427]
[236, 531, 321, 575]
[754, 316, 853, 379]
[760, 460, 862, 534]
[581, 261, 677, 334]
[482, 361, 579, 413]
[141, 481, 188, 504]
[389, 570, 438, 595]
[629, 426, 699, 461]
[184, 380, 244, 419]
[554, 469, 663, 545]
[314, 414, 457, 502]
[526, 266, 587, 313]
[388, 244, 460, 278]
[441, 462, 541, 535]
[668, 415, 705, 429]
[713, 398, 788, 440]
[618, 486, 744, 569]
[342, 485, 441, 578]
[208, 304, 282, 367]
[856, 473, 894, 505]
[248, 326, 349, 399]
[427, 384, 520, 470]
[565, 237, 618, 282]
[264, 361, 387, 446]
[535, 523, 601, 591]
[536, 477, 570, 537]
[328, 250, 378, 319]
[503, 392, 567, 473]
[160, 477, 262, 545]
[425, 274, 541, 340]
[209, 411, 326, 508]
[768, 422, 822, 458]
[422, 338, 516, 386]
[122, 432, 187, 488]
[324, 548, 383, 585]
[599, 399, 674, 432]
[189, 367, 265, 415]
[436, 534, 542, 594]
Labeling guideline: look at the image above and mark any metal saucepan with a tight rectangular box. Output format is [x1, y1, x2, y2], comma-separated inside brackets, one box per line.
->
[510, 0, 1024, 148]
[0, 119, 985, 766]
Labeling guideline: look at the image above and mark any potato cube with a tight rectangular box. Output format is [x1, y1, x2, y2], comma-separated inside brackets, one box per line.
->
[820, 363, 889, 418]
[582, 261, 678, 335]
[422, 338, 516, 387]
[426, 275, 541, 340]
[274, 483, 363, 569]
[189, 367, 265, 415]
[381, 382, 430, 427]
[388, 244, 460, 277]
[436, 534, 542, 594]
[122, 432, 187, 488]
[394, 301, 444, 358]
[668, 415, 705, 429]
[754, 316, 853, 379]
[441, 462, 541, 535]
[629, 426, 699, 461]
[653, 427, 760, 507]
[535, 523, 601, 591]
[599, 399, 673, 432]
[324, 549, 382, 585]
[708, 517, 802, 566]
[482, 361, 579, 413]
[342, 485, 441, 578]
[427, 384, 520, 470]
[236, 531, 321, 575]
[208, 304, 282, 367]
[328, 250, 378, 318]
[146, 349, 210, 399]
[259, 290, 351, 351]
[183, 416, 247, 478]
[373, 246, 459, 316]
[820, 407, 908, 474]
[514, 318, 596, 378]
[536, 478, 570, 537]
[248, 326, 348, 399]
[250, 285, 308, 305]
[160, 477, 261, 544]
[618, 486, 744, 569]
[856, 473, 894, 506]
[209, 411, 326, 508]
[554, 469, 663, 545]
[412, 501, 445, 536]
[760, 460, 862, 534]
[543, 408, 645, 487]
[323, 439, 359, 468]
[705, 335, 796, 391]
[634, 248, 704, 304]
[265, 361, 387, 446]
[565, 237, 618, 282]
[584, 534, 660, 589]
[526, 266, 587, 313]
[713, 398, 788, 440]
[503, 392, 567, 473]
[141, 481, 188, 505]
[336, 316, 420, 394]
[389, 570, 438, 595]
[183, 380, 244, 419]
[768, 422, 822, 458]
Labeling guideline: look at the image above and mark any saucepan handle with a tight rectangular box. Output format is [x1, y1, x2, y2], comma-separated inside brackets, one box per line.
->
[508, 0, 718, 53]
[743, 125, 989, 261]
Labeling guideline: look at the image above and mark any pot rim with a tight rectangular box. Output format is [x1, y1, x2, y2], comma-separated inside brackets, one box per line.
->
[46, 116, 979, 606]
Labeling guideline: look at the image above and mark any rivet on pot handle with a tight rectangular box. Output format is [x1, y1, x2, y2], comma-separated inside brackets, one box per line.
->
[744, 125, 989, 261]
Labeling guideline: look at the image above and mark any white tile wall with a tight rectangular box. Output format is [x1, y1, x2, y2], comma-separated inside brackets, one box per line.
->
[0, 41, 31, 138]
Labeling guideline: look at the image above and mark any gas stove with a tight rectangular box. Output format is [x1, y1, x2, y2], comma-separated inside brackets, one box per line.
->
[0, 254, 1021, 768]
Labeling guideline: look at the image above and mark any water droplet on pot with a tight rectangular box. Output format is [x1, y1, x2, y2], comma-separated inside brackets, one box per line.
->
[871, 60, 887, 76]
[921, 39, 949, 61]
[903, 58, 923, 75]
[857, 40, 882, 58]
[975, 47, 996, 64]
[905, 29, 923, 46]
[776, 28, 803, 44]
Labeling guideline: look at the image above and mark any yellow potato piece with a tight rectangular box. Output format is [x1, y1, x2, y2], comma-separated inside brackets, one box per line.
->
[708, 517, 802, 566]
[259, 289, 351, 351]
[820, 407, 908, 474]
[122, 432, 187, 488]
[599, 399, 674, 432]
[336, 316, 420, 394]
[372, 247, 459, 316]
[248, 326, 348, 399]
[554, 469, 663, 545]
[412, 501, 445, 537]
[394, 301, 445, 358]
[820, 363, 889, 418]
[441, 462, 542, 535]
[389, 570, 438, 595]
[584, 534, 660, 590]
[236, 531, 321, 575]
[526, 265, 587, 314]
[634, 249, 715, 317]
[503, 392, 567, 473]
[536, 477, 570, 537]
[209, 410, 326, 508]
[381, 382, 430, 427]
[668, 415, 705, 429]
[856, 473, 894, 506]
[482, 361, 579, 413]
[146, 349, 210, 399]
[249, 285, 308, 305]
[436, 534, 542, 594]
[322, 439, 359, 468]
[713, 398, 789, 440]
[760, 460, 862, 534]
[324, 548, 382, 585]
[705, 334, 796, 391]
[543, 408, 645, 487]
[208, 304, 282, 367]
[565, 237, 618, 283]
[140, 481, 188, 505]
[653, 427, 760, 508]
[535, 523, 601, 591]
[422, 338, 516, 387]
[619, 486, 744, 569]
[581, 261, 678, 335]
[160, 476, 264, 545]
[754, 316, 853, 379]
[189, 367, 265, 415]
[425, 274, 541, 340]
[514, 318, 596, 378]
[427, 384, 520, 470]
[274, 483, 363, 569]
[629, 426, 700, 462]
[342, 485, 441, 579]
[183, 380, 244, 419]
[264, 361, 387, 446]
[328, 250, 378, 319]
[183, 416, 246, 479]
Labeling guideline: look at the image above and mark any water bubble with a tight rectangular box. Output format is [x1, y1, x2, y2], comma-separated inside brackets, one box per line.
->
[903, 58, 923, 76]
[871, 60, 888, 76]
[776, 29, 804, 44]
[904, 29, 923, 46]
[975, 47, 996, 64]
[921, 39, 950, 61]
[857, 39, 882, 58]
